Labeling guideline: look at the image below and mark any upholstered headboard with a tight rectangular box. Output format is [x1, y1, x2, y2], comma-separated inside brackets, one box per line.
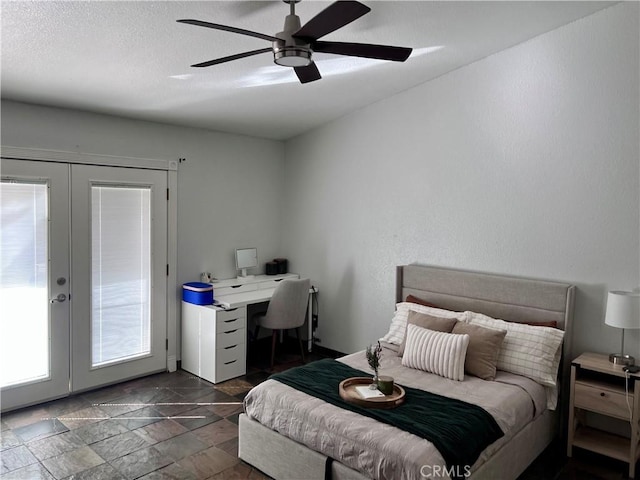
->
[396, 264, 575, 379]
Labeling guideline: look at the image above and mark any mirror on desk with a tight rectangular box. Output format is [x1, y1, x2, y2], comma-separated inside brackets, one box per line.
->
[236, 247, 258, 279]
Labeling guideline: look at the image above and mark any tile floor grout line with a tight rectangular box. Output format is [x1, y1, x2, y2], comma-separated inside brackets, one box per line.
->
[92, 402, 243, 407]
[41, 416, 210, 421]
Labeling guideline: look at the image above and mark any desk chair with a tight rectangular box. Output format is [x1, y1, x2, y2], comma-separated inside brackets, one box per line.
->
[252, 278, 310, 369]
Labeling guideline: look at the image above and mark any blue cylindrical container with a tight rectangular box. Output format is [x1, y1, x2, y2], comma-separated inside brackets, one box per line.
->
[182, 282, 214, 305]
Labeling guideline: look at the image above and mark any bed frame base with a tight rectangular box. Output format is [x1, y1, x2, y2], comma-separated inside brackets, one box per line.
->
[239, 410, 557, 480]
[239, 413, 367, 480]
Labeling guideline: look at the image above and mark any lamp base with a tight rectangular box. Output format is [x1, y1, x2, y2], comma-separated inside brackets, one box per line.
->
[609, 353, 635, 366]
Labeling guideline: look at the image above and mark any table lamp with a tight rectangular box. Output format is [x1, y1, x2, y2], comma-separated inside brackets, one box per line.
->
[605, 290, 640, 366]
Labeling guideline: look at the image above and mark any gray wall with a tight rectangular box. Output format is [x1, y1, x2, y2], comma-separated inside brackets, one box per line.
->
[282, 2, 640, 358]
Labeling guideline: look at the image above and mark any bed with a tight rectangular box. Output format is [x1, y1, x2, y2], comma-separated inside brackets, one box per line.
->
[239, 264, 575, 480]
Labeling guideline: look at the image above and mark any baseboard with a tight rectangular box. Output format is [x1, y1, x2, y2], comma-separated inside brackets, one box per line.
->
[312, 345, 346, 359]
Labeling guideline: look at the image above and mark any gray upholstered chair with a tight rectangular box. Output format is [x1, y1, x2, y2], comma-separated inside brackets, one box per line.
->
[252, 278, 310, 369]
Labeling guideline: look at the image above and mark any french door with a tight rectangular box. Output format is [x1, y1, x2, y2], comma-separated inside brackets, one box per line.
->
[1, 160, 70, 410]
[1, 159, 168, 411]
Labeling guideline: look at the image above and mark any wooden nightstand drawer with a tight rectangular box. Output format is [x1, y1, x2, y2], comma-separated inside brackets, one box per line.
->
[574, 381, 631, 420]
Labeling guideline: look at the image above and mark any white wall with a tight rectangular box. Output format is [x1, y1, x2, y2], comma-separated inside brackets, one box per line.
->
[1, 100, 285, 358]
[283, 3, 640, 358]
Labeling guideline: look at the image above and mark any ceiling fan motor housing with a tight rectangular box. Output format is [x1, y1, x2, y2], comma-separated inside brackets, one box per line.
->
[273, 14, 312, 67]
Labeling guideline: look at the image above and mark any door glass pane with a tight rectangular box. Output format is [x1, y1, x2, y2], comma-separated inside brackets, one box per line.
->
[0, 181, 49, 387]
[92, 185, 151, 367]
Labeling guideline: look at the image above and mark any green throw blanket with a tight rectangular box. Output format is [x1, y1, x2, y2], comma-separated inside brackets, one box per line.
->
[270, 359, 503, 478]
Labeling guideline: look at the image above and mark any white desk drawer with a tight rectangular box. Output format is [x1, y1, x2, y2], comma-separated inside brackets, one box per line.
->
[216, 308, 246, 332]
[218, 341, 244, 359]
[216, 306, 246, 322]
[217, 316, 244, 332]
[217, 327, 245, 349]
[217, 342, 245, 362]
[215, 283, 258, 296]
[216, 348, 246, 382]
[257, 278, 288, 289]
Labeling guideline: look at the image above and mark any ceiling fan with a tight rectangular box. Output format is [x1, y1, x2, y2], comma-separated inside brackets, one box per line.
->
[177, 0, 413, 84]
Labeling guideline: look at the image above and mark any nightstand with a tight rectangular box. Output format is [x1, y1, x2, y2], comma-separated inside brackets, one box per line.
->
[567, 352, 640, 478]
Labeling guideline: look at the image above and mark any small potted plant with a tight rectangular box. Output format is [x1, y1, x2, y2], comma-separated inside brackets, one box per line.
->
[366, 341, 383, 389]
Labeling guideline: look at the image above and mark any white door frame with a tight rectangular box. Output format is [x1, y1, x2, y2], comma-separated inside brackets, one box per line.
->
[1, 146, 178, 405]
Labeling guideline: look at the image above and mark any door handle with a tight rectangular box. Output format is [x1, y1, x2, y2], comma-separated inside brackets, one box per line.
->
[50, 293, 67, 304]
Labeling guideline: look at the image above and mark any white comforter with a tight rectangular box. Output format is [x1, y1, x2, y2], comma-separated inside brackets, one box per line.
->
[243, 348, 547, 480]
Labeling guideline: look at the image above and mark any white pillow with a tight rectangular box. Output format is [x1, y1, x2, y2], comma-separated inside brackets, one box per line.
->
[401, 324, 470, 381]
[545, 385, 558, 411]
[467, 312, 564, 387]
[380, 302, 469, 346]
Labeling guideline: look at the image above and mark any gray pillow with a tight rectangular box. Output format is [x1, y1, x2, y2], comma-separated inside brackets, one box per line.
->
[398, 310, 458, 357]
[451, 322, 507, 381]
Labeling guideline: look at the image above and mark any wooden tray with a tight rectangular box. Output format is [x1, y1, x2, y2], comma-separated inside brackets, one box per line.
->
[339, 377, 405, 409]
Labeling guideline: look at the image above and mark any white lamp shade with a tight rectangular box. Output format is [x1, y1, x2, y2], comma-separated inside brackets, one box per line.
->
[604, 291, 640, 330]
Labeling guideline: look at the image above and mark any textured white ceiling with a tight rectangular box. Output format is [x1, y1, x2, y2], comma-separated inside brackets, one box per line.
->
[1, 1, 614, 140]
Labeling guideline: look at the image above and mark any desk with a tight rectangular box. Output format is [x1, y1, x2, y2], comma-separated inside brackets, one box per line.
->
[181, 274, 317, 384]
[215, 277, 317, 353]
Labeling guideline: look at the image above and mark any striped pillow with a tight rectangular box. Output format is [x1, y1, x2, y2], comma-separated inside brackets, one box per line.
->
[401, 324, 470, 381]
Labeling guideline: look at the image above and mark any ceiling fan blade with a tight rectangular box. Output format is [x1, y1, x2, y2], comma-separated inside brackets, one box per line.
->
[294, 62, 322, 84]
[177, 19, 279, 42]
[191, 48, 273, 68]
[293, 1, 370, 41]
[313, 41, 412, 62]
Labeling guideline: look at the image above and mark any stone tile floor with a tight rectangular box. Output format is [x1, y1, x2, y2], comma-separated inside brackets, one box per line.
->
[0, 344, 636, 479]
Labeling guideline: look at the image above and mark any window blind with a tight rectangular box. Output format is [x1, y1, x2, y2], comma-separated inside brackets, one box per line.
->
[91, 185, 151, 367]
